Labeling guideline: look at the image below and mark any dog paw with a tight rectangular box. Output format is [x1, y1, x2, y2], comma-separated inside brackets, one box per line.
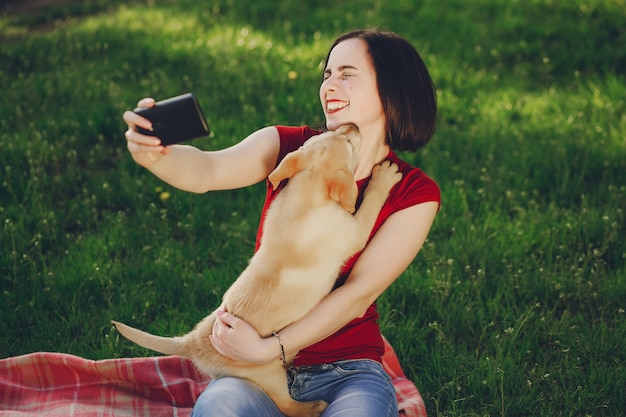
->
[370, 161, 402, 192]
[284, 399, 328, 417]
[310, 400, 329, 417]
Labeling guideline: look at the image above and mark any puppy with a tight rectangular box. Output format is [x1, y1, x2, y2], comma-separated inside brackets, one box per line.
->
[113, 124, 402, 417]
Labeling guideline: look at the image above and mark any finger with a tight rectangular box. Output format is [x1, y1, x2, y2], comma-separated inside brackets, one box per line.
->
[212, 316, 221, 336]
[211, 319, 228, 349]
[209, 333, 220, 351]
[123, 110, 153, 131]
[127, 133, 162, 147]
[136, 97, 155, 108]
[125, 128, 162, 145]
[214, 312, 234, 332]
[216, 309, 239, 329]
[127, 140, 165, 155]
[209, 334, 226, 356]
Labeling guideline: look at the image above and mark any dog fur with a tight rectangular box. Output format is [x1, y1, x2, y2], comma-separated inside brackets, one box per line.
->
[112, 124, 402, 417]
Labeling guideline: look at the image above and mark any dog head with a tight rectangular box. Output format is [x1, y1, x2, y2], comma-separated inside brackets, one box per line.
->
[268, 124, 362, 213]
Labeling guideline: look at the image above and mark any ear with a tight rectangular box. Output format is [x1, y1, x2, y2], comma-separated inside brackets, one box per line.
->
[267, 149, 301, 190]
[328, 169, 358, 213]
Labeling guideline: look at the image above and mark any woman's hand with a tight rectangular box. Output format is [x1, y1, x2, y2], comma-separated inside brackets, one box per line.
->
[122, 98, 170, 168]
[209, 309, 278, 364]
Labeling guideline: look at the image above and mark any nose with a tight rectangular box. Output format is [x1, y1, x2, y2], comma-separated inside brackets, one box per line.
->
[321, 75, 338, 92]
[336, 124, 360, 143]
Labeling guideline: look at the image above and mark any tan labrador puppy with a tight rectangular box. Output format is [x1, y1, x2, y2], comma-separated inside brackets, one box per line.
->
[112, 124, 402, 417]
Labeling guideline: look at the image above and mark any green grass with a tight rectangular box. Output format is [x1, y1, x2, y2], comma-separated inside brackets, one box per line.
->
[1, 0, 625, 416]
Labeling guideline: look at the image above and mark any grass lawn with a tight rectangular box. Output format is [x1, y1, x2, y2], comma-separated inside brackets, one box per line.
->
[1, 0, 625, 415]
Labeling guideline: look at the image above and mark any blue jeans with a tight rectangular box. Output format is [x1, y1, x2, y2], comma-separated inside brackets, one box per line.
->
[191, 359, 398, 417]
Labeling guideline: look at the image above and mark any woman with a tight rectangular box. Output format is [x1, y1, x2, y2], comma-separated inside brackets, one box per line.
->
[123, 29, 440, 417]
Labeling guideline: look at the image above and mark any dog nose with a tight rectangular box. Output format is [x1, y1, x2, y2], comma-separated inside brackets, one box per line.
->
[337, 124, 359, 137]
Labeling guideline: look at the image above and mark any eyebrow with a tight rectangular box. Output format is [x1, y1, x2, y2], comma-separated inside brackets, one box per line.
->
[322, 65, 359, 77]
[324, 65, 359, 73]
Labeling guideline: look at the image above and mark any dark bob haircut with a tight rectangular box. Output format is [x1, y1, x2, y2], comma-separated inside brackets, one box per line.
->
[323, 29, 437, 152]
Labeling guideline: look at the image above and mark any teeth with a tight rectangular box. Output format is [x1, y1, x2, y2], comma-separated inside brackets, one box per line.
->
[327, 101, 348, 111]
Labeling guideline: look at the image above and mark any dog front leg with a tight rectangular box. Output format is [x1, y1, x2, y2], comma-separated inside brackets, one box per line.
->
[352, 161, 402, 239]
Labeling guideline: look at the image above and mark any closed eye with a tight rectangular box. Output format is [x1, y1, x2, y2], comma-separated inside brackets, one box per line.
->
[323, 65, 358, 80]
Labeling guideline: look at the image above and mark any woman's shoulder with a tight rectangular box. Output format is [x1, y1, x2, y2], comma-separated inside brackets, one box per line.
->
[275, 125, 322, 162]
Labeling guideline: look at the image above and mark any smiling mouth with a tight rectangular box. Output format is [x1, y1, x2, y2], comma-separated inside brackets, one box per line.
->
[326, 100, 349, 113]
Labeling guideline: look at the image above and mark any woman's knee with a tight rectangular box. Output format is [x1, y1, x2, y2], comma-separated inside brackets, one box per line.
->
[292, 361, 398, 417]
[323, 376, 397, 417]
[192, 377, 282, 417]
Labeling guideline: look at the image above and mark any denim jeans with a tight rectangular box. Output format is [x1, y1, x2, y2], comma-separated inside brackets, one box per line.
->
[191, 359, 398, 417]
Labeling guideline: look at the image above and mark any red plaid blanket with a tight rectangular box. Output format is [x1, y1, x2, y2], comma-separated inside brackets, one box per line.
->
[0, 338, 426, 417]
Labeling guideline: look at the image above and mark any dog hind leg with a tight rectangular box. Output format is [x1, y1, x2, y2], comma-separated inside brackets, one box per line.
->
[251, 369, 328, 417]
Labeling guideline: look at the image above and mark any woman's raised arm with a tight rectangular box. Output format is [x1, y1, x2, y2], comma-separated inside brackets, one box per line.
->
[122, 98, 280, 193]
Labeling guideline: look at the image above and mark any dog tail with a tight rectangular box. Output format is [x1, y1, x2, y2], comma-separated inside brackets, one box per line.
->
[112, 320, 186, 356]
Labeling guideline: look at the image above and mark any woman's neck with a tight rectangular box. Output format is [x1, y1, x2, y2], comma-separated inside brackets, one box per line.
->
[354, 135, 390, 181]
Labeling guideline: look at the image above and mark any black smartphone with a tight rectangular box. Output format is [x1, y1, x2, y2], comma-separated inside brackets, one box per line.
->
[133, 93, 210, 146]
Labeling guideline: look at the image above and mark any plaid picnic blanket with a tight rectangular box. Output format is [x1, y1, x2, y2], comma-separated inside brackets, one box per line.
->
[0, 337, 427, 417]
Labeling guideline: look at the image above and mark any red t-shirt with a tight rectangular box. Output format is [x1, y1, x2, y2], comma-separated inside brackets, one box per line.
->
[255, 126, 441, 366]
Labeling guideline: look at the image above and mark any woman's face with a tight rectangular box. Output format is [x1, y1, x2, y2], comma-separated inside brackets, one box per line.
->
[320, 38, 385, 135]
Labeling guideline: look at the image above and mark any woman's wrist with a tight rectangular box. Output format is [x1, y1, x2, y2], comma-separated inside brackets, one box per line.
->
[272, 332, 287, 367]
[256, 333, 286, 365]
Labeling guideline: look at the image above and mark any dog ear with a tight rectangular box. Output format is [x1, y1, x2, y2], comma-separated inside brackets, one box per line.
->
[328, 169, 358, 214]
[268, 149, 301, 190]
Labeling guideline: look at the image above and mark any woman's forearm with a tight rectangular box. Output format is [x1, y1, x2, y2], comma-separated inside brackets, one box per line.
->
[277, 281, 372, 358]
[146, 144, 215, 193]
[150, 127, 281, 193]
